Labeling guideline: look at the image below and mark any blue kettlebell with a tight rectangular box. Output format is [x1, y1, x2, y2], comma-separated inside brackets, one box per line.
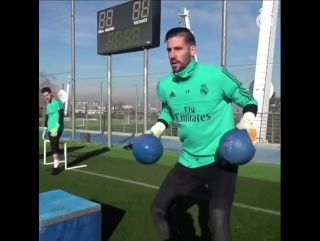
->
[219, 128, 256, 165]
[132, 134, 163, 165]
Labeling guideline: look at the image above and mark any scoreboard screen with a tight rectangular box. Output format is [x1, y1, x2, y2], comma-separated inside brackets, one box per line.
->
[97, 0, 161, 55]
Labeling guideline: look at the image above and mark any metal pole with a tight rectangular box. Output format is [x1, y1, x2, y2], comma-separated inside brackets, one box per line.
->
[107, 55, 112, 147]
[100, 81, 102, 132]
[127, 108, 129, 124]
[143, 49, 149, 132]
[85, 102, 88, 129]
[135, 84, 138, 134]
[221, 0, 228, 67]
[71, 0, 76, 141]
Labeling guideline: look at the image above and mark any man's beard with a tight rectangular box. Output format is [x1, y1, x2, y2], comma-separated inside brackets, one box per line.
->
[172, 59, 192, 73]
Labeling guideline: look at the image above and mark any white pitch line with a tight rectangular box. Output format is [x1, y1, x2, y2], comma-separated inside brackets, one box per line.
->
[39, 162, 280, 216]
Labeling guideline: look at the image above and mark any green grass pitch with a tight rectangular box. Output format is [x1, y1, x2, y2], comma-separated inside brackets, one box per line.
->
[39, 139, 280, 241]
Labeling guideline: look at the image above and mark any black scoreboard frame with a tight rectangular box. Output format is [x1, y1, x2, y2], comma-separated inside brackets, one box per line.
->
[97, 0, 161, 55]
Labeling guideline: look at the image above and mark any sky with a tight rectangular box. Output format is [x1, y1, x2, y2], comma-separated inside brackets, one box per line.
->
[39, 0, 281, 106]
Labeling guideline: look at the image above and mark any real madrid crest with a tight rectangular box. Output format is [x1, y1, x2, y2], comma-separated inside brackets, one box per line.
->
[200, 84, 208, 96]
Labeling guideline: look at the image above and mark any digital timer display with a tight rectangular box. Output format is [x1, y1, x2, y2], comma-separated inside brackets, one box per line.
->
[97, 0, 161, 55]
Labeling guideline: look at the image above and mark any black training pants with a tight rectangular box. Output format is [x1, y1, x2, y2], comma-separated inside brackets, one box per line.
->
[48, 130, 63, 154]
[150, 162, 238, 241]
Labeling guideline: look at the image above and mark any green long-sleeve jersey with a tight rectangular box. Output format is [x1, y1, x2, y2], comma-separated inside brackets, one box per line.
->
[157, 59, 258, 168]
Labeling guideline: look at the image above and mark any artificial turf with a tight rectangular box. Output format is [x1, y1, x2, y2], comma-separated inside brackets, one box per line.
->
[39, 139, 280, 241]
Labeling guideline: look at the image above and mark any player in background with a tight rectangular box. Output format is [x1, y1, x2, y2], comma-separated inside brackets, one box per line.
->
[145, 27, 258, 241]
[41, 87, 65, 175]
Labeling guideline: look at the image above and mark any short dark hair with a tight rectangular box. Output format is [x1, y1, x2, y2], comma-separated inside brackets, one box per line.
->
[164, 27, 196, 45]
[41, 87, 52, 94]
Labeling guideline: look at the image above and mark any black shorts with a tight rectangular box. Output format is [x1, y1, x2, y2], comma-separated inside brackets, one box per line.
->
[152, 161, 238, 212]
[48, 130, 63, 154]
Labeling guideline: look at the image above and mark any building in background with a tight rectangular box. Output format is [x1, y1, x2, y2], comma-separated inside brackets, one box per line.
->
[75, 101, 104, 109]
[122, 105, 134, 110]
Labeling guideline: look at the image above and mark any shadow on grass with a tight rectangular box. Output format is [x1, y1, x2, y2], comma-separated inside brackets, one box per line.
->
[39, 144, 85, 160]
[40, 144, 109, 175]
[90, 199, 126, 241]
[67, 147, 110, 168]
[168, 184, 212, 241]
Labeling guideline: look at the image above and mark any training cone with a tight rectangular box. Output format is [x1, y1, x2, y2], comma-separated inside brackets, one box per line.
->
[132, 134, 163, 165]
[219, 128, 256, 165]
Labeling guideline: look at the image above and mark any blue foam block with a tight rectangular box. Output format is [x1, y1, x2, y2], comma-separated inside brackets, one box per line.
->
[39, 189, 101, 241]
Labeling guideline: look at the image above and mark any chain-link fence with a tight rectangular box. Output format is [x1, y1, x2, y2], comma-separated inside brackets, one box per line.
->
[39, 109, 280, 144]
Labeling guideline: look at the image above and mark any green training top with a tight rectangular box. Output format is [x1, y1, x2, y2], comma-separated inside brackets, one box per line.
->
[46, 98, 64, 132]
[157, 59, 257, 168]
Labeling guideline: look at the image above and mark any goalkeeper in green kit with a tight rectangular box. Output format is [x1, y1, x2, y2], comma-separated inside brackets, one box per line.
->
[41, 87, 65, 175]
[146, 28, 258, 241]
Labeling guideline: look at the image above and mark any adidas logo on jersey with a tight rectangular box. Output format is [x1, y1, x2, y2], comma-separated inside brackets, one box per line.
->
[169, 92, 176, 98]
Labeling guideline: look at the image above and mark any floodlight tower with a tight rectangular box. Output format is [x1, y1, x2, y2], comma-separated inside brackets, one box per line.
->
[252, 0, 279, 143]
[177, 7, 198, 61]
[65, 75, 70, 116]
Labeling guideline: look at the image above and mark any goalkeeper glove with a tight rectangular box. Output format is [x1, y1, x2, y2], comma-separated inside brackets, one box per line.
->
[147, 122, 166, 137]
[50, 123, 60, 137]
[42, 128, 47, 139]
[236, 112, 257, 145]
[137, 122, 166, 138]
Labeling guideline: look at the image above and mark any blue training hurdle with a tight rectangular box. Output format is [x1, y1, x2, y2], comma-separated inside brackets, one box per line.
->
[39, 189, 101, 241]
